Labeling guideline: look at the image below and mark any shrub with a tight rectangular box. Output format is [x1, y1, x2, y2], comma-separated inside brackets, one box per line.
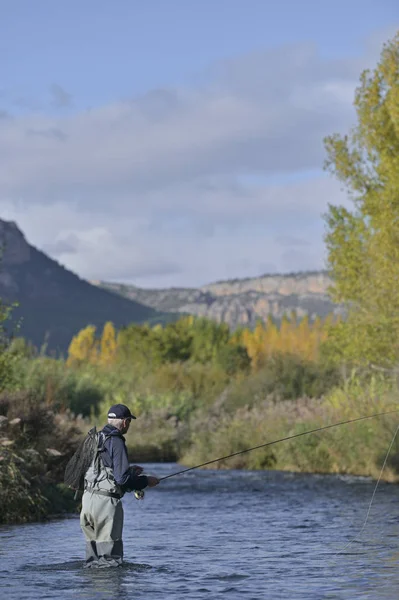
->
[0, 390, 82, 523]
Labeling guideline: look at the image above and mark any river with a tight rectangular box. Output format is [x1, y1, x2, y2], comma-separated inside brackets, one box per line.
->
[1, 463, 399, 599]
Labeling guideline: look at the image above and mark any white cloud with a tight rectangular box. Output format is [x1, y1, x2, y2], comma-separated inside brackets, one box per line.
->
[0, 33, 389, 286]
[0, 173, 346, 287]
[0, 42, 364, 198]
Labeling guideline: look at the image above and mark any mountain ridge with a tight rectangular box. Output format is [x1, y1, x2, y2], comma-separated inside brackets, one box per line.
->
[93, 270, 343, 329]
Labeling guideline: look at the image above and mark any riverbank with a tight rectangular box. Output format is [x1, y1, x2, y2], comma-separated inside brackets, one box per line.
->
[125, 379, 399, 483]
[2, 356, 398, 525]
[0, 392, 82, 524]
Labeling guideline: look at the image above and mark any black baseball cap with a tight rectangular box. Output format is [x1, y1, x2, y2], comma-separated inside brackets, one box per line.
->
[107, 404, 136, 420]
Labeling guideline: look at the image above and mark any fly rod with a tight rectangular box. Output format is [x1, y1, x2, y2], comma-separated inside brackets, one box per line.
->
[159, 408, 399, 482]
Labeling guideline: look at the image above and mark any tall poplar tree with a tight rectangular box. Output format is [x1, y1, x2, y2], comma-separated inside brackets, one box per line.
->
[324, 32, 399, 366]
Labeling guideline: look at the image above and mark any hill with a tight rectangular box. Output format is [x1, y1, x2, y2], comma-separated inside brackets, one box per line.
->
[0, 220, 173, 353]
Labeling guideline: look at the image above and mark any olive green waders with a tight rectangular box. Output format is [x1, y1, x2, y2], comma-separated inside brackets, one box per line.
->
[80, 490, 124, 568]
[80, 434, 125, 569]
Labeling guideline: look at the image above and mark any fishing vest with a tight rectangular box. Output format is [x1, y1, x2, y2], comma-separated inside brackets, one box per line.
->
[84, 432, 124, 500]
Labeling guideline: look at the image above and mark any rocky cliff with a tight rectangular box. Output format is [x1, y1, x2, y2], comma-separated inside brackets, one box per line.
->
[0, 220, 171, 352]
[94, 271, 344, 329]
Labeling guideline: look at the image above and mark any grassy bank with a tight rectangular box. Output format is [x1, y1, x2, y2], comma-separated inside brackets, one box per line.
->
[180, 386, 399, 480]
[120, 375, 399, 482]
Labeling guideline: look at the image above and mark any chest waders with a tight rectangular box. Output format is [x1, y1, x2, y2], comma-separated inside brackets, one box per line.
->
[80, 432, 124, 568]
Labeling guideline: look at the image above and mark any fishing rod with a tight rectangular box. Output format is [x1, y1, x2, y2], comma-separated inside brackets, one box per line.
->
[159, 408, 399, 482]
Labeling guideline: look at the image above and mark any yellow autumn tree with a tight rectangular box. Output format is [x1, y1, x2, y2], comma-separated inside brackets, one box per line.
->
[99, 322, 117, 366]
[241, 321, 267, 370]
[264, 315, 279, 358]
[67, 325, 98, 366]
[295, 315, 310, 358]
[278, 315, 293, 354]
[240, 313, 333, 370]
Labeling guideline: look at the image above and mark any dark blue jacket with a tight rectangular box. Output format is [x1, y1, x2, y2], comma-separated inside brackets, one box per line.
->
[100, 424, 148, 492]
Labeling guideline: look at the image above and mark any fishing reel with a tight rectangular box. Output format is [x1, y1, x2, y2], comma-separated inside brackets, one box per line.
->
[127, 465, 145, 499]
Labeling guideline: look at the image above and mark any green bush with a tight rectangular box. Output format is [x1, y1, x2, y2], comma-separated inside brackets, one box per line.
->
[219, 353, 340, 414]
[0, 390, 81, 524]
[215, 344, 251, 375]
[8, 356, 105, 417]
[182, 377, 399, 479]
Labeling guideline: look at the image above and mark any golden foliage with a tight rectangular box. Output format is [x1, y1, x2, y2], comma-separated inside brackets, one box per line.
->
[67, 313, 333, 374]
[67, 325, 98, 366]
[239, 315, 329, 370]
[99, 322, 117, 366]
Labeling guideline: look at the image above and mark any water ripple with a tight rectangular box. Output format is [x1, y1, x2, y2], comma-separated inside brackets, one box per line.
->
[1, 464, 399, 599]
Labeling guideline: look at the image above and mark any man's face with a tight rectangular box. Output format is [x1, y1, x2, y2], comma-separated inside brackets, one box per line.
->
[122, 418, 131, 434]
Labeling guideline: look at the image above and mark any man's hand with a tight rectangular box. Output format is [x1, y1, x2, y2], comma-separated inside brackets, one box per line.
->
[130, 465, 144, 475]
[147, 476, 160, 487]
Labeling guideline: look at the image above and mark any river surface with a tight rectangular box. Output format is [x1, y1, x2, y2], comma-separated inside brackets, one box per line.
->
[1, 464, 399, 599]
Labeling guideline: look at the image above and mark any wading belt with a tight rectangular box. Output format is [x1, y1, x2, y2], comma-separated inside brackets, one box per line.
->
[84, 485, 121, 499]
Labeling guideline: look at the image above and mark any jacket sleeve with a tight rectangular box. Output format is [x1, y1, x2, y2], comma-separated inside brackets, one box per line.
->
[110, 437, 148, 491]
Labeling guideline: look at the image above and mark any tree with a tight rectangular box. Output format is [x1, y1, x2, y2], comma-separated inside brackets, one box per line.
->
[116, 324, 163, 368]
[189, 318, 230, 364]
[158, 318, 193, 362]
[216, 343, 251, 375]
[99, 322, 117, 366]
[67, 325, 98, 366]
[323, 32, 399, 366]
[241, 320, 267, 370]
[0, 291, 19, 390]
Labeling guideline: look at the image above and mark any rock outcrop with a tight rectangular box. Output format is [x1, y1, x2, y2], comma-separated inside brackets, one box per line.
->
[95, 271, 344, 330]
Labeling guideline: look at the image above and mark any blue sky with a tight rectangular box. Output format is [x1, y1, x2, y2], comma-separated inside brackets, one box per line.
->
[0, 1, 398, 287]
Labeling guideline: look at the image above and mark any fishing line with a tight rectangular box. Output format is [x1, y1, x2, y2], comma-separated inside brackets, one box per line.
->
[330, 422, 399, 563]
[159, 409, 399, 481]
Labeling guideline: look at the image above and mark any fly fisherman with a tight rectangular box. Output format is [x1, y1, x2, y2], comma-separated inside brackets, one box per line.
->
[80, 404, 159, 568]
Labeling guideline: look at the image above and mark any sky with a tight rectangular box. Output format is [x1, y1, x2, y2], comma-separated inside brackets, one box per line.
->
[0, 1, 398, 288]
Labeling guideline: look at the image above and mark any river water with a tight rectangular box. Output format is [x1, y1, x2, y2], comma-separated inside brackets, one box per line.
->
[1, 463, 399, 599]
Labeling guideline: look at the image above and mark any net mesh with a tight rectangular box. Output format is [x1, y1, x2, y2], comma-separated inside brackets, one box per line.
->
[64, 426, 98, 491]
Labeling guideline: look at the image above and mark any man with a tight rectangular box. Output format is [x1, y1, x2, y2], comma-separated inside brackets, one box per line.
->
[80, 403, 159, 568]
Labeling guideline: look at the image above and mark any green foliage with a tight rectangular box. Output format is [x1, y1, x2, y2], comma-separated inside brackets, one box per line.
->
[9, 356, 105, 417]
[184, 407, 277, 471]
[0, 351, 18, 391]
[0, 289, 20, 391]
[147, 362, 228, 406]
[117, 324, 164, 367]
[157, 318, 194, 362]
[0, 448, 49, 523]
[0, 391, 80, 524]
[183, 379, 399, 478]
[8, 337, 37, 359]
[323, 32, 399, 366]
[220, 353, 340, 414]
[215, 343, 251, 375]
[189, 318, 230, 363]
[117, 316, 237, 368]
[92, 361, 228, 436]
